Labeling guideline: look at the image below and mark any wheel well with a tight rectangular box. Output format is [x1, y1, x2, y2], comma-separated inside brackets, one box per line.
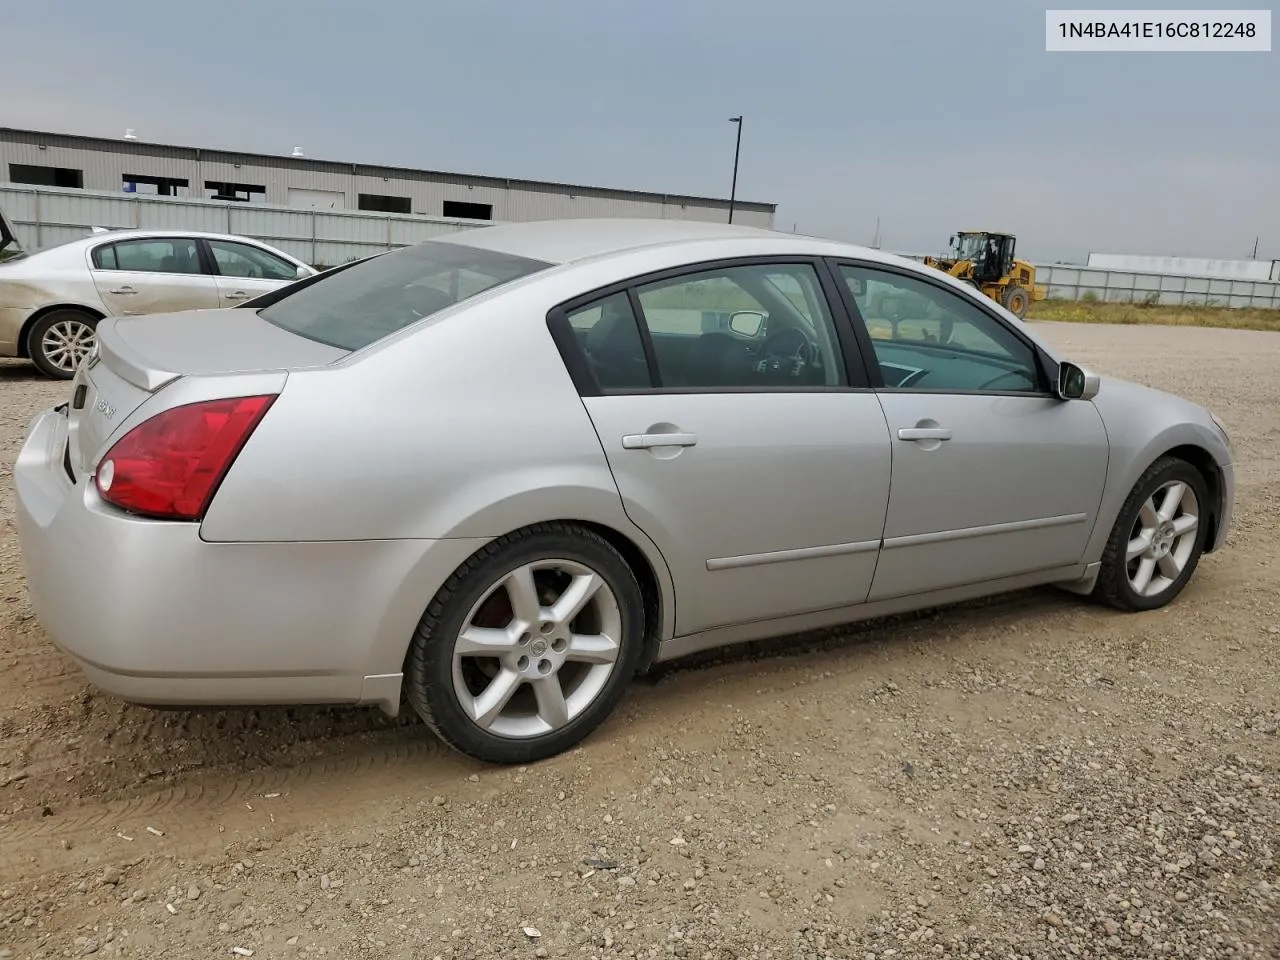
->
[17, 305, 104, 358]
[1164, 444, 1222, 551]
[574, 520, 665, 672]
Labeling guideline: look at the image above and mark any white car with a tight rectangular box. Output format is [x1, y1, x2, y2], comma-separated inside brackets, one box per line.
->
[0, 219, 316, 378]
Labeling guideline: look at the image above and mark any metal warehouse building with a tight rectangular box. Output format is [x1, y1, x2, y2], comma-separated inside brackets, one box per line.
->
[0, 127, 776, 228]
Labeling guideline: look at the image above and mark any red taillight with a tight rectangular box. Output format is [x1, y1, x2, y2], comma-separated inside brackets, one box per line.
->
[94, 395, 276, 521]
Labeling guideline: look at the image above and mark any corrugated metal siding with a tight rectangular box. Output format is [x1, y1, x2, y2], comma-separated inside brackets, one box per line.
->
[198, 159, 354, 204]
[1, 129, 776, 227]
[2, 182, 781, 277]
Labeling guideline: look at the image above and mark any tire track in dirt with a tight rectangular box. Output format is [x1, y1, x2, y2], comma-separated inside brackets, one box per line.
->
[0, 730, 467, 862]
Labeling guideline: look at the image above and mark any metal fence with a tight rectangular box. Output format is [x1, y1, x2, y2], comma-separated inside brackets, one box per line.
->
[0, 184, 488, 267]
[6, 185, 1279, 311]
[1033, 264, 1280, 310]
[895, 253, 1280, 310]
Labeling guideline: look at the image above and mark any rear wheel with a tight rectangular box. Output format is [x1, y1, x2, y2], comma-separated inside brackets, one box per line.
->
[26, 309, 99, 379]
[405, 523, 645, 764]
[1001, 284, 1030, 318]
[1094, 457, 1209, 611]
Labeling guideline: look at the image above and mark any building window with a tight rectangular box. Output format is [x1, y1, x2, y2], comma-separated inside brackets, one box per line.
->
[204, 181, 267, 203]
[9, 163, 84, 188]
[358, 193, 411, 214]
[123, 174, 189, 197]
[443, 200, 492, 221]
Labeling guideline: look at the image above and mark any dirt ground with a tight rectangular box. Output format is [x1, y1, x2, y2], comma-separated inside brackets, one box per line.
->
[0, 321, 1276, 960]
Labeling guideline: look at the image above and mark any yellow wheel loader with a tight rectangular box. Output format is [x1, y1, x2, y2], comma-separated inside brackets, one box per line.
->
[923, 231, 1046, 318]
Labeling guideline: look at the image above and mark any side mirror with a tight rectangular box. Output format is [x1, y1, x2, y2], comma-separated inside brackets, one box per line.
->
[296, 265, 312, 279]
[728, 310, 766, 337]
[1057, 361, 1100, 401]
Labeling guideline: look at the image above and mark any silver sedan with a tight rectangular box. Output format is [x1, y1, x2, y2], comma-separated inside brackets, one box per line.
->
[13, 219, 1235, 764]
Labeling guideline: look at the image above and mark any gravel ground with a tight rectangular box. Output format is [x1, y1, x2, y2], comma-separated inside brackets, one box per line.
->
[0, 320, 1277, 959]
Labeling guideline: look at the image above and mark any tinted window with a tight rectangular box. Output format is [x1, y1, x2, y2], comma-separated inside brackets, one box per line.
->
[566, 293, 651, 391]
[258, 241, 551, 351]
[633, 263, 845, 389]
[208, 239, 299, 282]
[95, 238, 203, 275]
[839, 264, 1041, 393]
[92, 245, 117, 270]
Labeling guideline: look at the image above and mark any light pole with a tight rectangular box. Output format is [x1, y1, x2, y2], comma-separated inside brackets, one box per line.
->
[727, 116, 743, 223]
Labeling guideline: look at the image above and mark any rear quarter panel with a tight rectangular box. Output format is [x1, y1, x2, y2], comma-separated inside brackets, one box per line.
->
[199, 270, 678, 637]
[199, 290, 627, 544]
[0, 256, 108, 353]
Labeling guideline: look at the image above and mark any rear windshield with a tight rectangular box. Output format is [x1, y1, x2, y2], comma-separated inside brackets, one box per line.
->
[258, 240, 551, 351]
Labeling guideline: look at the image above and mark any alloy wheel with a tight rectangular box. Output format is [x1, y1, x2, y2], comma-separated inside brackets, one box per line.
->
[451, 559, 622, 739]
[1125, 479, 1199, 598]
[40, 319, 96, 373]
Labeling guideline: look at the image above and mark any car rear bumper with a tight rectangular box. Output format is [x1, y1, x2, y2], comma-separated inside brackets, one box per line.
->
[13, 405, 487, 714]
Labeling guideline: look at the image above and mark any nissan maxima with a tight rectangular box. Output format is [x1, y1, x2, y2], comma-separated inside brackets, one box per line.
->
[13, 218, 1235, 764]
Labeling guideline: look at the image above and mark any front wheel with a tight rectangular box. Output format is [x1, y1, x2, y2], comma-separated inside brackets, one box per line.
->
[27, 309, 99, 379]
[1093, 457, 1210, 611]
[404, 523, 645, 764]
[1001, 284, 1030, 318]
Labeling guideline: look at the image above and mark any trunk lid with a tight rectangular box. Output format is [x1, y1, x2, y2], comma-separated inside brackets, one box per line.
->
[66, 309, 347, 475]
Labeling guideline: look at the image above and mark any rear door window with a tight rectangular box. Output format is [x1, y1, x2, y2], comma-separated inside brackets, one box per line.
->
[632, 262, 847, 390]
[93, 238, 205, 275]
[565, 293, 652, 391]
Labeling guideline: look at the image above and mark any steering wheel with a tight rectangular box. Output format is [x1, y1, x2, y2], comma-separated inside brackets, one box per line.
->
[977, 369, 1036, 391]
[755, 327, 817, 381]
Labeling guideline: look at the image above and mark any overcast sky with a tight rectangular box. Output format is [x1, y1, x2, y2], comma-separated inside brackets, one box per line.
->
[4, 0, 1275, 262]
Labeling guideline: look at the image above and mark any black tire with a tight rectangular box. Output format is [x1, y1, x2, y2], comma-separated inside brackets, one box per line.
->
[26, 309, 99, 380]
[1093, 456, 1210, 612]
[1002, 285, 1030, 318]
[405, 522, 645, 764]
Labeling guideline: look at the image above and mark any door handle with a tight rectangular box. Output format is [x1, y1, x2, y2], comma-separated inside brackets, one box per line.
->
[225, 291, 251, 301]
[108, 286, 138, 295]
[622, 432, 698, 449]
[898, 427, 952, 441]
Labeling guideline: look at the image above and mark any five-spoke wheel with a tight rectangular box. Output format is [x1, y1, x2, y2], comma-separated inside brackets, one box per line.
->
[1125, 479, 1200, 598]
[1096, 456, 1210, 611]
[405, 523, 644, 764]
[451, 559, 622, 739]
